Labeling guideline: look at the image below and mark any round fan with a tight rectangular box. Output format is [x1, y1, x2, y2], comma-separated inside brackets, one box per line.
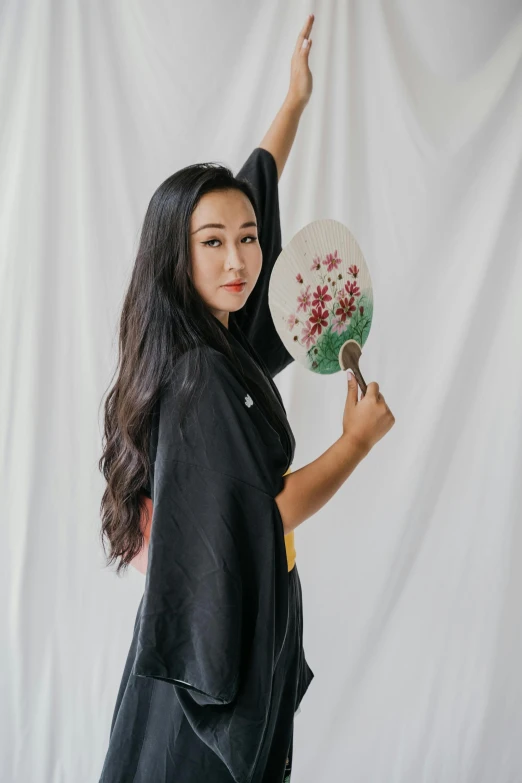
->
[268, 218, 373, 394]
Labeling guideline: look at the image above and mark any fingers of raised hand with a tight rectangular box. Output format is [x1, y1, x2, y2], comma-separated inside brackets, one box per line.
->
[295, 13, 314, 52]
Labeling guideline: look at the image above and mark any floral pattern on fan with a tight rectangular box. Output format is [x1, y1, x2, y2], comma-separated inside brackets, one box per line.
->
[268, 219, 374, 376]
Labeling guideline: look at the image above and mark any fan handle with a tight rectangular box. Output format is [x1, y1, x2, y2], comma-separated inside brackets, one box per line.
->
[338, 340, 367, 397]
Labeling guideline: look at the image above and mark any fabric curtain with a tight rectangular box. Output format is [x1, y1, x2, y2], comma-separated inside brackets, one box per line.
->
[2, 1, 522, 780]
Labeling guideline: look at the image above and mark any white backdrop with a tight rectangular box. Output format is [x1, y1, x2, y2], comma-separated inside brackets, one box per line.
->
[2, 1, 522, 781]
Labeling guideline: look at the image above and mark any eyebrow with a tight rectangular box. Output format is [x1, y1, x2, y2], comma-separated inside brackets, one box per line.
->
[191, 221, 258, 235]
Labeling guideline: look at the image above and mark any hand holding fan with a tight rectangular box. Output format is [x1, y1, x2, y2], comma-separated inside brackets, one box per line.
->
[268, 219, 373, 395]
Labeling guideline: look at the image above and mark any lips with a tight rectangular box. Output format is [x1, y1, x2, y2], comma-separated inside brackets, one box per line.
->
[222, 280, 246, 286]
[222, 281, 247, 292]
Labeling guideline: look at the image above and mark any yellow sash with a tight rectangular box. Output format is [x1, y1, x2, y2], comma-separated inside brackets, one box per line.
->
[282, 466, 296, 572]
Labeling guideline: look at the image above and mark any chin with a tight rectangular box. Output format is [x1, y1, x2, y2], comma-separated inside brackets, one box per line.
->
[219, 289, 249, 309]
[223, 300, 246, 314]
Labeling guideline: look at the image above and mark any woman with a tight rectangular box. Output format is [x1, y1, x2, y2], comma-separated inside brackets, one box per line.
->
[98, 14, 394, 783]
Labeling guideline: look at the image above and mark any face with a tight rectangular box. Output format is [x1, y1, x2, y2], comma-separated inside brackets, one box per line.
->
[189, 189, 262, 327]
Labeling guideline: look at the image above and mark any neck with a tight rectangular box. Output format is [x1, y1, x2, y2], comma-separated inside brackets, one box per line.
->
[211, 310, 229, 329]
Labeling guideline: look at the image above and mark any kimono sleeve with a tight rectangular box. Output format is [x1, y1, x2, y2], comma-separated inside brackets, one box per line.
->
[233, 147, 294, 378]
[131, 348, 289, 715]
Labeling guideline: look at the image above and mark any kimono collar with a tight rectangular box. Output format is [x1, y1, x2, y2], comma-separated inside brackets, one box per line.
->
[214, 314, 296, 470]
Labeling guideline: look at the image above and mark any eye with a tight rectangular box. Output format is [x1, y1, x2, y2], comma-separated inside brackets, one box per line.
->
[202, 236, 258, 248]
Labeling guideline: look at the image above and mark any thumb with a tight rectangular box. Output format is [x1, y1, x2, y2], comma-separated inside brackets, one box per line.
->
[346, 370, 358, 403]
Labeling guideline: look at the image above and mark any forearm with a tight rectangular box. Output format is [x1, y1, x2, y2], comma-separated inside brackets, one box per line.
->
[258, 95, 306, 182]
[275, 434, 370, 534]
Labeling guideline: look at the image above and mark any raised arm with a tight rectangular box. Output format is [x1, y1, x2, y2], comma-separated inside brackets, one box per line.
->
[231, 15, 314, 377]
[258, 13, 314, 181]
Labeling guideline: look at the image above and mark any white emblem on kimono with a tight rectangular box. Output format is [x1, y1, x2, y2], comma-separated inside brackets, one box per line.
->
[244, 394, 253, 408]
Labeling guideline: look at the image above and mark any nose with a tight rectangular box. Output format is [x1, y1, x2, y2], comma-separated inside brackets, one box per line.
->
[225, 245, 246, 271]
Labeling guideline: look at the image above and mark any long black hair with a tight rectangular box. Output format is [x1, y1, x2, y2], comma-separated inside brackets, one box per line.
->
[98, 160, 260, 575]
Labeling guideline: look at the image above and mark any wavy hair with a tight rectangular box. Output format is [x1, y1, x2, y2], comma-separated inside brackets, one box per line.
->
[98, 160, 260, 575]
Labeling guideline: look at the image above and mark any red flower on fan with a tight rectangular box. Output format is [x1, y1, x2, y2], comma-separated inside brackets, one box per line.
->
[308, 307, 329, 335]
[322, 250, 342, 272]
[348, 264, 359, 278]
[344, 280, 360, 297]
[296, 284, 312, 312]
[311, 284, 332, 309]
[331, 314, 347, 335]
[301, 321, 316, 349]
[310, 256, 322, 271]
[336, 296, 356, 322]
[296, 273, 304, 284]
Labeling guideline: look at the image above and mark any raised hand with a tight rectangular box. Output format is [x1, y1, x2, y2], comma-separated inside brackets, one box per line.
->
[287, 13, 315, 110]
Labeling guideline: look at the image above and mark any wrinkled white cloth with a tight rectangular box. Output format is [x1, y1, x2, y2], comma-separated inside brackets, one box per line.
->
[3, 1, 522, 781]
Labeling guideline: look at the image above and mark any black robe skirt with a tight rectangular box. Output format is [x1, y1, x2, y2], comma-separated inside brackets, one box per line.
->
[98, 148, 314, 783]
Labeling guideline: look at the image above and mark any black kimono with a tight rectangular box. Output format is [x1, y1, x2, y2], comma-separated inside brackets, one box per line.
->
[98, 148, 314, 783]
